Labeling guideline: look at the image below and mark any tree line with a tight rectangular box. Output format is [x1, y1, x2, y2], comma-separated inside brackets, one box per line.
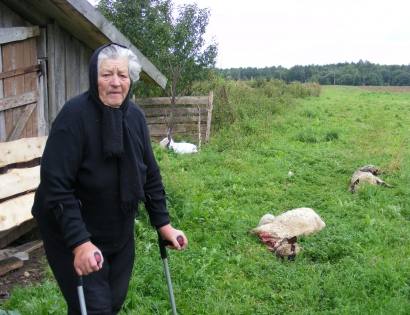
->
[218, 61, 410, 86]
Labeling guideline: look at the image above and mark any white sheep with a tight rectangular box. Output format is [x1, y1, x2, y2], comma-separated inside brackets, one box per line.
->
[159, 132, 198, 154]
[251, 207, 326, 260]
[159, 129, 198, 154]
[349, 165, 392, 193]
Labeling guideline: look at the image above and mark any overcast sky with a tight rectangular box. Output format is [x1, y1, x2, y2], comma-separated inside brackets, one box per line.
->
[88, 0, 410, 69]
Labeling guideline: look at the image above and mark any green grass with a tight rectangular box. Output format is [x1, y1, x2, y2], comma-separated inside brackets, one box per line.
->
[3, 85, 410, 314]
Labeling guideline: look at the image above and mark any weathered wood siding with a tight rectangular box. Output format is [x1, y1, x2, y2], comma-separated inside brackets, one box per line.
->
[0, 1, 29, 141]
[46, 22, 91, 126]
[1, 37, 38, 140]
[0, 2, 29, 27]
[0, 4, 42, 141]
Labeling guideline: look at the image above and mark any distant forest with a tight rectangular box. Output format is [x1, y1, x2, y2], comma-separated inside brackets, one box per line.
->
[218, 60, 410, 86]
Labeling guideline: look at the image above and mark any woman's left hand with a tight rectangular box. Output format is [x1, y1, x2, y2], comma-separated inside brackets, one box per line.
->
[158, 224, 188, 250]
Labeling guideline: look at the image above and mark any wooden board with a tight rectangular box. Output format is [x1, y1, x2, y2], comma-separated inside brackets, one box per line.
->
[0, 256, 23, 276]
[141, 107, 208, 118]
[0, 240, 43, 261]
[0, 64, 40, 80]
[147, 115, 208, 124]
[0, 136, 47, 168]
[46, 22, 92, 124]
[0, 91, 37, 112]
[136, 96, 209, 106]
[148, 123, 205, 137]
[0, 166, 40, 200]
[1, 36, 39, 139]
[0, 45, 5, 142]
[205, 91, 214, 142]
[0, 193, 34, 232]
[0, 219, 37, 249]
[0, 26, 40, 45]
[8, 103, 37, 141]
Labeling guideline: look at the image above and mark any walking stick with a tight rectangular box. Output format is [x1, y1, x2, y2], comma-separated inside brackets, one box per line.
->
[157, 233, 184, 315]
[77, 252, 102, 315]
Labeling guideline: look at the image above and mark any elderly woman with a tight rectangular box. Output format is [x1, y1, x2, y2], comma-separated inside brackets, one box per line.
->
[32, 43, 187, 314]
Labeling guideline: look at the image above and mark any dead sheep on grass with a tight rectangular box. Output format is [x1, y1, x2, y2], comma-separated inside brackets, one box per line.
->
[349, 165, 392, 193]
[251, 208, 326, 260]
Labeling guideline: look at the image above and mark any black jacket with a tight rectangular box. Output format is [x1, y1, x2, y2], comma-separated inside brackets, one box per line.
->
[32, 47, 169, 251]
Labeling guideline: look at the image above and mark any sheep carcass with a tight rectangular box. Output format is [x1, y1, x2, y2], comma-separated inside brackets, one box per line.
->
[349, 165, 392, 193]
[159, 136, 197, 154]
[251, 208, 326, 260]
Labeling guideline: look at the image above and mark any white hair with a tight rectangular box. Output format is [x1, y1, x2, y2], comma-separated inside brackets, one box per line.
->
[97, 44, 141, 82]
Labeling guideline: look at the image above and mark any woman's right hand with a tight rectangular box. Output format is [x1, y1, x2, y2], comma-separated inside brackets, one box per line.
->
[72, 241, 103, 276]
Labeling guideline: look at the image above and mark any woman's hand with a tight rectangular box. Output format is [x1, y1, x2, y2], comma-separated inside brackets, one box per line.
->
[72, 241, 104, 276]
[158, 224, 188, 250]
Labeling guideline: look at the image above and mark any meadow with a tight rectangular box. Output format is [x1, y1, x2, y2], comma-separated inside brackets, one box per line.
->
[3, 82, 410, 314]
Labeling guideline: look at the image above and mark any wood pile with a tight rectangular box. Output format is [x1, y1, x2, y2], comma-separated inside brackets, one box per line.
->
[0, 136, 46, 275]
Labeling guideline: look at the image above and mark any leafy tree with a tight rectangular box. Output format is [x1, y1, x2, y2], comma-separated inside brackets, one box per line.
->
[339, 73, 354, 85]
[392, 71, 410, 85]
[98, 0, 217, 100]
[365, 72, 383, 86]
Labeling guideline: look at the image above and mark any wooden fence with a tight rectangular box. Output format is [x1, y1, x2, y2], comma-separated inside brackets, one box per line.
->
[134, 91, 214, 146]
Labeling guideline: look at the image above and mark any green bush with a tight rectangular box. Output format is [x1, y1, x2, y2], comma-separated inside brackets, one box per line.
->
[192, 78, 321, 133]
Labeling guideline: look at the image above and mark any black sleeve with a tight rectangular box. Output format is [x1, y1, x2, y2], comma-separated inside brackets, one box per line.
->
[40, 112, 91, 249]
[141, 116, 171, 229]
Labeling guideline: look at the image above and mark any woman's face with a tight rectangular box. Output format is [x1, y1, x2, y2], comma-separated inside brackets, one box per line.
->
[98, 58, 131, 107]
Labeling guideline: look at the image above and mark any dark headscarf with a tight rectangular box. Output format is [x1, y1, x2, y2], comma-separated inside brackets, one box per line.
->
[89, 43, 145, 214]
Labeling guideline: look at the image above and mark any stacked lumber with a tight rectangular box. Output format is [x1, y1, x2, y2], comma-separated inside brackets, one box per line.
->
[0, 136, 46, 247]
[0, 137, 46, 276]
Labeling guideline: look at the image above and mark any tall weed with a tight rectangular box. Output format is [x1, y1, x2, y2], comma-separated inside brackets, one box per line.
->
[192, 78, 321, 133]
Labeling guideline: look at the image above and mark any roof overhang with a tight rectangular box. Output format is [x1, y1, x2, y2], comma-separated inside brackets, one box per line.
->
[2, 0, 167, 89]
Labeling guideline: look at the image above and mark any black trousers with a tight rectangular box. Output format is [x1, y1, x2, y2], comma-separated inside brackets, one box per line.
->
[41, 230, 135, 315]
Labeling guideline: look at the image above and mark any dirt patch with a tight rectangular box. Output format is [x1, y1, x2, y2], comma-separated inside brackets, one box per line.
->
[0, 246, 47, 301]
[358, 86, 410, 93]
[0, 230, 47, 303]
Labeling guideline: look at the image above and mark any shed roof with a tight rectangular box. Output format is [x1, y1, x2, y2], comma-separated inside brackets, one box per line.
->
[2, 0, 167, 89]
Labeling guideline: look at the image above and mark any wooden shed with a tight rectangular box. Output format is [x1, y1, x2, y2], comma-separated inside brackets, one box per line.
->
[0, 0, 167, 141]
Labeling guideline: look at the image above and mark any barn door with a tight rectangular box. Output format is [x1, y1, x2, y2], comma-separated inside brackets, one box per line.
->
[0, 26, 45, 142]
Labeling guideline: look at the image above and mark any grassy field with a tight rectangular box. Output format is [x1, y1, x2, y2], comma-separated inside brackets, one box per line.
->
[3, 84, 410, 314]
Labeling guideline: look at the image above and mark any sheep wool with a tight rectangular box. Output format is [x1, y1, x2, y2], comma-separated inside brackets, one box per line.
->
[349, 165, 392, 193]
[251, 207, 326, 259]
[159, 136, 198, 154]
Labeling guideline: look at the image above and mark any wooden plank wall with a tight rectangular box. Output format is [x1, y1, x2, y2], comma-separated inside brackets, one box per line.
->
[0, 1, 29, 141]
[0, 2, 38, 141]
[1, 37, 38, 139]
[46, 22, 91, 126]
[135, 92, 214, 145]
[0, 2, 28, 27]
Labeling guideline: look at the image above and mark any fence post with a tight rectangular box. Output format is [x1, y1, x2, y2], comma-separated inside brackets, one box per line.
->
[205, 91, 214, 143]
[197, 105, 201, 149]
